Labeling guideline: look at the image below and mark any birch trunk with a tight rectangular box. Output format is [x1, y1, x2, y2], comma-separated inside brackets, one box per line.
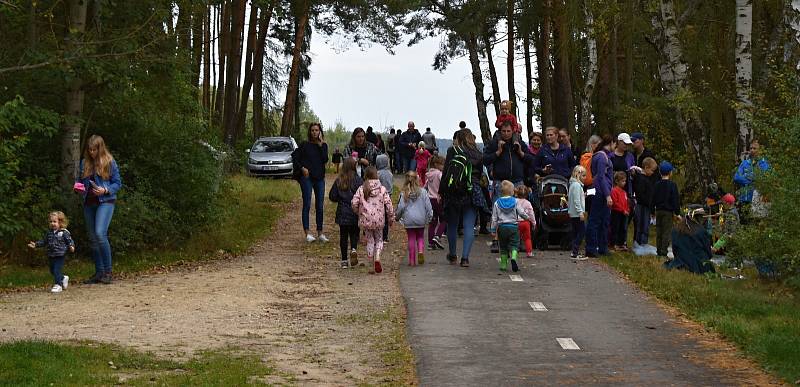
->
[580, 0, 598, 137]
[60, 0, 88, 191]
[507, 0, 516, 109]
[483, 32, 502, 117]
[788, 1, 800, 69]
[735, 0, 753, 162]
[465, 33, 492, 144]
[524, 32, 534, 137]
[653, 0, 717, 196]
[202, 6, 211, 115]
[280, 0, 310, 136]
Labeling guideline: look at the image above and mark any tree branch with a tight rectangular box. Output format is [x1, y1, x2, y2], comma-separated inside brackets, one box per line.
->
[677, 0, 702, 27]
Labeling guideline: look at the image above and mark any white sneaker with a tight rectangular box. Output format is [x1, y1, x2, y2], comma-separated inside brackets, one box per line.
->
[306, 234, 316, 243]
[318, 234, 329, 243]
[50, 284, 63, 293]
[62, 275, 69, 290]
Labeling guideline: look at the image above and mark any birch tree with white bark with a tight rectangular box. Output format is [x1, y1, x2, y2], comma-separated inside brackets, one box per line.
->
[579, 0, 598, 137]
[735, 0, 753, 161]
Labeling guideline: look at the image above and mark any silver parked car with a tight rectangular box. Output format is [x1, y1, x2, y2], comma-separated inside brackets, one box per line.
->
[246, 136, 297, 177]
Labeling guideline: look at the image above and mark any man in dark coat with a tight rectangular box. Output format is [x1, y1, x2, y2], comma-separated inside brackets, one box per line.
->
[399, 121, 422, 173]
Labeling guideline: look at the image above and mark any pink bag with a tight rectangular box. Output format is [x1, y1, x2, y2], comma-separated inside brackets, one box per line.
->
[73, 182, 86, 193]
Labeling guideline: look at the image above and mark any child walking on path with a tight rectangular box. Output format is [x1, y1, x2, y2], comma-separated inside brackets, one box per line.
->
[425, 156, 446, 250]
[491, 180, 532, 272]
[352, 167, 394, 274]
[652, 161, 680, 257]
[610, 171, 631, 251]
[568, 166, 588, 260]
[329, 158, 363, 268]
[396, 171, 433, 266]
[514, 186, 536, 258]
[415, 142, 432, 185]
[376, 154, 394, 242]
[28, 211, 75, 293]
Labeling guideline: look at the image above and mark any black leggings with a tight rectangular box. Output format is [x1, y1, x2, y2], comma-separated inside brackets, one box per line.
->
[339, 224, 360, 260]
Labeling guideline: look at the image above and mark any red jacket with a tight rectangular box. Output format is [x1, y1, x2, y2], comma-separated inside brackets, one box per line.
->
[495, 114, 521, 133]
[611, 186, 629, 215]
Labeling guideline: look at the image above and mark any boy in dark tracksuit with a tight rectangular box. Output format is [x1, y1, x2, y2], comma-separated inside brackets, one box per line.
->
[651, 161, 680, 256]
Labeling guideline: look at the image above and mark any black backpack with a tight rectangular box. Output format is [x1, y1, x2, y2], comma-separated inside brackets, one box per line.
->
[441, 146, 473, 198]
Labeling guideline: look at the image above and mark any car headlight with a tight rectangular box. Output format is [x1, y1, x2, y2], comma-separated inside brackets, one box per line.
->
[284, 158, 293, 164]
[248, 158, 256, 164]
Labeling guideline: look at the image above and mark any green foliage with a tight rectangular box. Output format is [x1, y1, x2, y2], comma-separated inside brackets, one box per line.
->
[0, 97, 59, 240]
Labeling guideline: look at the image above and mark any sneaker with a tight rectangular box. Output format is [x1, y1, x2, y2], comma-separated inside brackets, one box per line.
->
[447, 254, 458, 264]
[82, 274, 101, 284]
[50, 284, 63, 293]
[431, 238, 445, 250]
[460, 258, 469, 267]
[490, 240, 499, 253]
[306, 234, 316, 243]
[62, 275, 69, 289]
[526, 252, 535, 258]
[340, 260, 349, 269]
[374, 261, 383, 274]
[100, 273, 112, 284]
[418, 253, 425, 265]
[571, 254, 588, 261]
[428, 245, 438, 251]
[511, 259, 519, 272]
[318, 234, 329, 243]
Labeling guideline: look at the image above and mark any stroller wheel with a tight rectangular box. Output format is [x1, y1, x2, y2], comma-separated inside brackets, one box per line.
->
[537, 231, 549, 251]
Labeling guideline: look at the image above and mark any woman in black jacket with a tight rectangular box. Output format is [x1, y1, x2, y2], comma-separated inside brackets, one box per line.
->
[295, 123, 329, 243]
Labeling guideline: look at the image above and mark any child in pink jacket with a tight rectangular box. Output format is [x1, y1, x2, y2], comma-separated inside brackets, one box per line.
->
[352, 166, 395, 274]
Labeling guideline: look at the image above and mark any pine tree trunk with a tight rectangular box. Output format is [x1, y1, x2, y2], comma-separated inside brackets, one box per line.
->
[552, 0, 574, 131]
[191, 3, 204, 89]
[465, 32, 492, 144]
[735, 0, 753, 162]
[534, 14, 553, 128]
[214, 3, 229, 127]
[223, 0, 246, 144]
[234, 5, 260, 139]
[653, 0, 718, 197]
[176, 0, 192, 53]
[580, 0, 598, 137]
[524, 32, 534, 137]
[60, 0, 88, 191]
[507, 0, 516, 109]
[240, 1, 275, 140]
[483, 31, 502, 117]
[202, 6, 211, 115]
[280, 0, 310, 136]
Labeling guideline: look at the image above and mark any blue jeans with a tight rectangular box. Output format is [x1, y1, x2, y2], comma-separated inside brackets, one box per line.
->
[585, 194, 610, 255]
[299, 176, 325, 232]
[84, 203, 115, 274]
[48, 256, 65, 285]
[402, 155, 416, 173]
[633, 204, 651, 245]
[446, 204, 478, 259]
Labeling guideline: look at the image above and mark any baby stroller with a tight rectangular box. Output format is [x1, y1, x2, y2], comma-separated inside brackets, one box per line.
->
[534, 174, 572, 250]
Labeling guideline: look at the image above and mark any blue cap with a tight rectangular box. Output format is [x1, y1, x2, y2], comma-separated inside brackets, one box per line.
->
[631, 132, 645, 141]
[659, 161, 674, 175]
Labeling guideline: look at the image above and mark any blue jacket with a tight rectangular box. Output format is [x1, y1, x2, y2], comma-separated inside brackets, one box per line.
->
[76, 159, 122, 204]
[733, 157, 770, 203]
[482, 139, 533, 183]
[35, 229, 75, 257]
[591, 150, 613, 198]
[534, 143, 576, 179]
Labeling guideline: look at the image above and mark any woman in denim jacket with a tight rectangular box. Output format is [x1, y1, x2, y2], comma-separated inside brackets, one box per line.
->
[75, 135, 122, 284]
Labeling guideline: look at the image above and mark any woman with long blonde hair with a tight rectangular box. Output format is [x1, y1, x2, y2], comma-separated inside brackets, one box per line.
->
[74, 135, 122, 284]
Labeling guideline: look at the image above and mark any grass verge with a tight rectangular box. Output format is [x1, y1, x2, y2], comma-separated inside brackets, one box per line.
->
[0, 175, 298, 290]
[602, 253, 800, 383]
[0, 341, 284, 386]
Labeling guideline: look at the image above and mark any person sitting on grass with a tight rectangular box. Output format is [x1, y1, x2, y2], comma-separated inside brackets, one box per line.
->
[491, 180, 532, 272]
[28, 211, 75, 293]
[664, 206, 715, 274]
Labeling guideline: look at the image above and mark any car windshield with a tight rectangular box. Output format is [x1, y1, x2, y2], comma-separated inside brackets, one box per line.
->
[252, 140, 292, 153]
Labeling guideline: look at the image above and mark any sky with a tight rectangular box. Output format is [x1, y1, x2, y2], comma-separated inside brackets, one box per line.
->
[304, 33, 538, 143]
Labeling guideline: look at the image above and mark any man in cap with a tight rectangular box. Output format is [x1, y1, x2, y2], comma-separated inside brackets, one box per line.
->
[631, 132, 656, 168]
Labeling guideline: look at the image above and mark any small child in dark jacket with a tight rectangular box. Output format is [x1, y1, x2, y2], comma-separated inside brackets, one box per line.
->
[28, 211, 75, 293]
[632, 157, 658, 249]
[329, 158, 363, 268]
[610, 172, 631, 251]
[652, 161, 681, 256]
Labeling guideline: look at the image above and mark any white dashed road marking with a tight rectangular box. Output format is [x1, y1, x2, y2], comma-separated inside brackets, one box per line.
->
[529, 302, 548, 311]
[556, 338, 580, 350]
[509, 275, 523, 282]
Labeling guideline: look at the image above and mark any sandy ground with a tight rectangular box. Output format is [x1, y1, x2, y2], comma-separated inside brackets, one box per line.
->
[0, 186, 415, 386]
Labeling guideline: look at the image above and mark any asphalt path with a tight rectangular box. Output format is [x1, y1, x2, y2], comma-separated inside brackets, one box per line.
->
[400, 231, 749, 386]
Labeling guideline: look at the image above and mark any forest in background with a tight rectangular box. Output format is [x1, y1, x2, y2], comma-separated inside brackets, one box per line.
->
[1, 0, 799, 274]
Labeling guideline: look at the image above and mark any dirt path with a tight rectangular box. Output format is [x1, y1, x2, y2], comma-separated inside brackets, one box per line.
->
[0, 178, 415, 386]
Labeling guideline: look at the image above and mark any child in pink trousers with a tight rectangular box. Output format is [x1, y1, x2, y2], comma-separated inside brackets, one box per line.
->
[352, 166, 394, 274]
[396, 171, 433, 266]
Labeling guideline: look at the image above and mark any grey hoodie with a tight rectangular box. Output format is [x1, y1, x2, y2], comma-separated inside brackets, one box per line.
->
[490, 196, 530, 230]
[568, 177, 585, 218]
[395, 188, 433, 228]
[376, 154, 393, 195]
